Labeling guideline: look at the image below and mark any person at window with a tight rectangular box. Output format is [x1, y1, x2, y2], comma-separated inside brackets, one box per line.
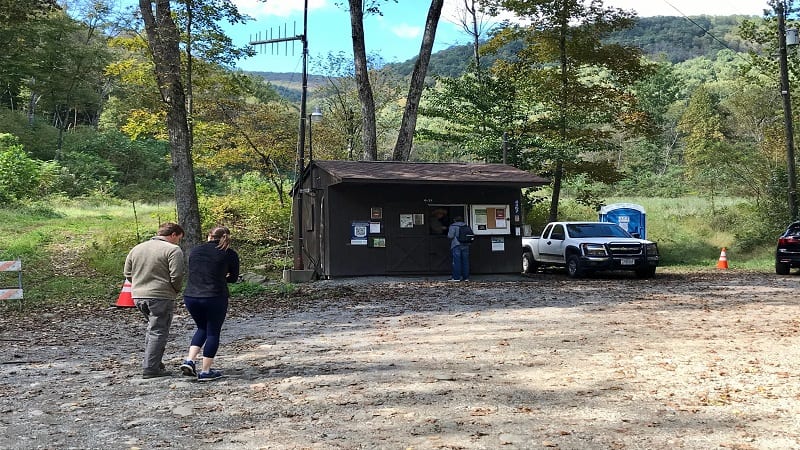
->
[447, 216, 471, 281]
[429, 208, 451, 235]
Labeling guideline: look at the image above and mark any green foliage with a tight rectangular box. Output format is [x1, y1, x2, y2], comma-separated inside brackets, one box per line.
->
[0, 0, 59, 110]
[198, 173, 292, 276]
[0, 134, 46, 203]
[229, 281, 268, 297]
[229, 281, 298, 297]
[0, 109, 59, 160]
[615, 165, 689, 198]
[677, 85, 727, 184]
[61, 128, 173, 201]
[174, 0, 255, 68]
[418, 70, 532, 166]
[611, 15, 755, 63]
[522, 189, 552, 233]
[522, 189, 597, 232]
[732, 168, 794, 252]
[15, 5, 115, 135]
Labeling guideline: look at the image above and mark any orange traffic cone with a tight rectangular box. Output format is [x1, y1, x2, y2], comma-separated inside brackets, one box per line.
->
[115, 280, 135, 307]
[716, 247, 729, 269]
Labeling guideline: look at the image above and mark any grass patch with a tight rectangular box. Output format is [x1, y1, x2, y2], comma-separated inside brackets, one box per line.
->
[603, 196, 773, 270]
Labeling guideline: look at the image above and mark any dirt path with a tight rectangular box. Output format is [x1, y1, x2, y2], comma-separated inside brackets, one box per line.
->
[1, 269, 799, 449]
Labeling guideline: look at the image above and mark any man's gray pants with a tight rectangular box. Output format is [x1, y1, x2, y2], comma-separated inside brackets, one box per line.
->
[134, 298, 174, 372]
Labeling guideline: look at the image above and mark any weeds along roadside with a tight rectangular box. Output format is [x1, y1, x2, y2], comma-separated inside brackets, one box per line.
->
[0, 198, 295, 309]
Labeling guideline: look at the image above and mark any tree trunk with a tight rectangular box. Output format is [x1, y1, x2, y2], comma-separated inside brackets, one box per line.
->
[139, 0, 202, 249]
[185, 0, 194, 153]
[27, 90, 37, 125]
[392, 0, 443, 161]
[348, 0, 378, 160]
[469, 0, 481, 70]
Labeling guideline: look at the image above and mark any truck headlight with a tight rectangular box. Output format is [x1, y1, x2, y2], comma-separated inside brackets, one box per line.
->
[645, 243, 658, 255]
[581, 243, 607, 256]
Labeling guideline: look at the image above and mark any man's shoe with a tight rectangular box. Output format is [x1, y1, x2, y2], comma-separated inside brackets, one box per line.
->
[142, 368, 171, 379]
[180, 360, 197, 377]
[447, 278, 460, 282]
[197, 369, 225, 382]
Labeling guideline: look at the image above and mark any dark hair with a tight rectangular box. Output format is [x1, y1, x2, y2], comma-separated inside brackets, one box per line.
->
[157, 222, 184, 237]
[454, 216, 464, 222]
[209, 226, 232, 250]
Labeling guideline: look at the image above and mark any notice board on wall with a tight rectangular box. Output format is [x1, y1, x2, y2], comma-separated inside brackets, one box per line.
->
[471, 205, 510, 235]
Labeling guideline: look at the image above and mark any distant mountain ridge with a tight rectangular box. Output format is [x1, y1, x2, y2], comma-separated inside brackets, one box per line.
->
[247, 72, 329, 102]
[253, 14, 758, 98]
[386, 14, 758, 78]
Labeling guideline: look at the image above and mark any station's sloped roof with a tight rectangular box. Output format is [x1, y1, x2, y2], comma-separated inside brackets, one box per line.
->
[310, 160, 549, 187]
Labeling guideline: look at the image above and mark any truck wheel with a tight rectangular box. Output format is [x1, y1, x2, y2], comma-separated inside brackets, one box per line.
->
[636, 266, 657, 279]
[776, 261, 791, 275]
[566, 254, 584, 278]
[522, 251, 538, 274]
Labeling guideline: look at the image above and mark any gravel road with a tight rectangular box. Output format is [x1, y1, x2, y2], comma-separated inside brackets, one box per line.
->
[1, 269, 799, 449]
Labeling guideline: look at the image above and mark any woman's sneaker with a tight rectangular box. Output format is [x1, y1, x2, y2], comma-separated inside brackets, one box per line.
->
[180, 360, 197, 377]
[197, 369, 225, 382]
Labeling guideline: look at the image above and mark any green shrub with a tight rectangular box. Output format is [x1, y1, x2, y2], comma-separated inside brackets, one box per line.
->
[197, 173, 293, 276]
[0, 134, 44, 204]
[62, 128, 173, 201]
[614, 167, 689, 198]
[199, 172, 291, 245]
[0, 109, 59, 160]
[230, 281, 269, 297]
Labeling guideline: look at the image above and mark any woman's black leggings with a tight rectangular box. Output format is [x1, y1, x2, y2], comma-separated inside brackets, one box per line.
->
[183, 295, 229, 358]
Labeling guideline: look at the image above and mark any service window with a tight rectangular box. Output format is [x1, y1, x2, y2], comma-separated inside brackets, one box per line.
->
[471, 204, 510, 235]
[428, 204, 466, 235]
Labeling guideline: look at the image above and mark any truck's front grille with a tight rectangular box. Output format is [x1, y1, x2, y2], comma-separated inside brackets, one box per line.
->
[607, 243, 643, 256]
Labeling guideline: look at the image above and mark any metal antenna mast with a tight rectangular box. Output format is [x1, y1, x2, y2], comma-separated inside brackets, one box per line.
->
[249, 0, 310, 272]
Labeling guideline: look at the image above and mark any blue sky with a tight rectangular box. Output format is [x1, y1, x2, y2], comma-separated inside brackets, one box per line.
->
[232, 0, 768, 74]
[235, 0, 472, 74]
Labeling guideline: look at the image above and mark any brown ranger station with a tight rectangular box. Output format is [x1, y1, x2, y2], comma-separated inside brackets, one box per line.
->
[294, 160, 549, 279]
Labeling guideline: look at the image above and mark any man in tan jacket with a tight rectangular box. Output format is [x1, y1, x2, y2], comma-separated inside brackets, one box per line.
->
[124, 222, 185, 379]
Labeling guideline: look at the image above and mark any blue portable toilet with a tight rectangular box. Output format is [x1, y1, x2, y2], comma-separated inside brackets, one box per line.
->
[599, 203, 647, 239]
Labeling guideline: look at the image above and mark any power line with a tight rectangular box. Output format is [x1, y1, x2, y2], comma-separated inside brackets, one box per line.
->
[661, 0, 745, 55]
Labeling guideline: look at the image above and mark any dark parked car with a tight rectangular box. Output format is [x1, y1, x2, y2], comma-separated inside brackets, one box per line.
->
[776, 221, 800, 274]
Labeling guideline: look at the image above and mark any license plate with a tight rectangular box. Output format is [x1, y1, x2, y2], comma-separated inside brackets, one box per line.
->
[621, 258, 635, 265]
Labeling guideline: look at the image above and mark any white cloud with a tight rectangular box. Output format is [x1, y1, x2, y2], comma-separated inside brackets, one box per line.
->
[234, 0, 328, 19]
[391, 23, 422, 39]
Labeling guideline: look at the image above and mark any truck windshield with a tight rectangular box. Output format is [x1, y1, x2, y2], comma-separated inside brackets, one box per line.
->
[567, 223, 632, 238]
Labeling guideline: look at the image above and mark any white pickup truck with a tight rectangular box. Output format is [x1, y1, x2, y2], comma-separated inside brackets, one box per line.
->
[521, 221, 659, 278]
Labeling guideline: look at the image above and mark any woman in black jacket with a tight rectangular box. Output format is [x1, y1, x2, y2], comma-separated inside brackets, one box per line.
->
[179, 226, 240, 381]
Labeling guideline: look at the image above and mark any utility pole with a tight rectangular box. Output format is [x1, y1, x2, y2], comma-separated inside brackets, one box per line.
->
[778, 1, 799, 220]
[249, 0, 310, 272]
